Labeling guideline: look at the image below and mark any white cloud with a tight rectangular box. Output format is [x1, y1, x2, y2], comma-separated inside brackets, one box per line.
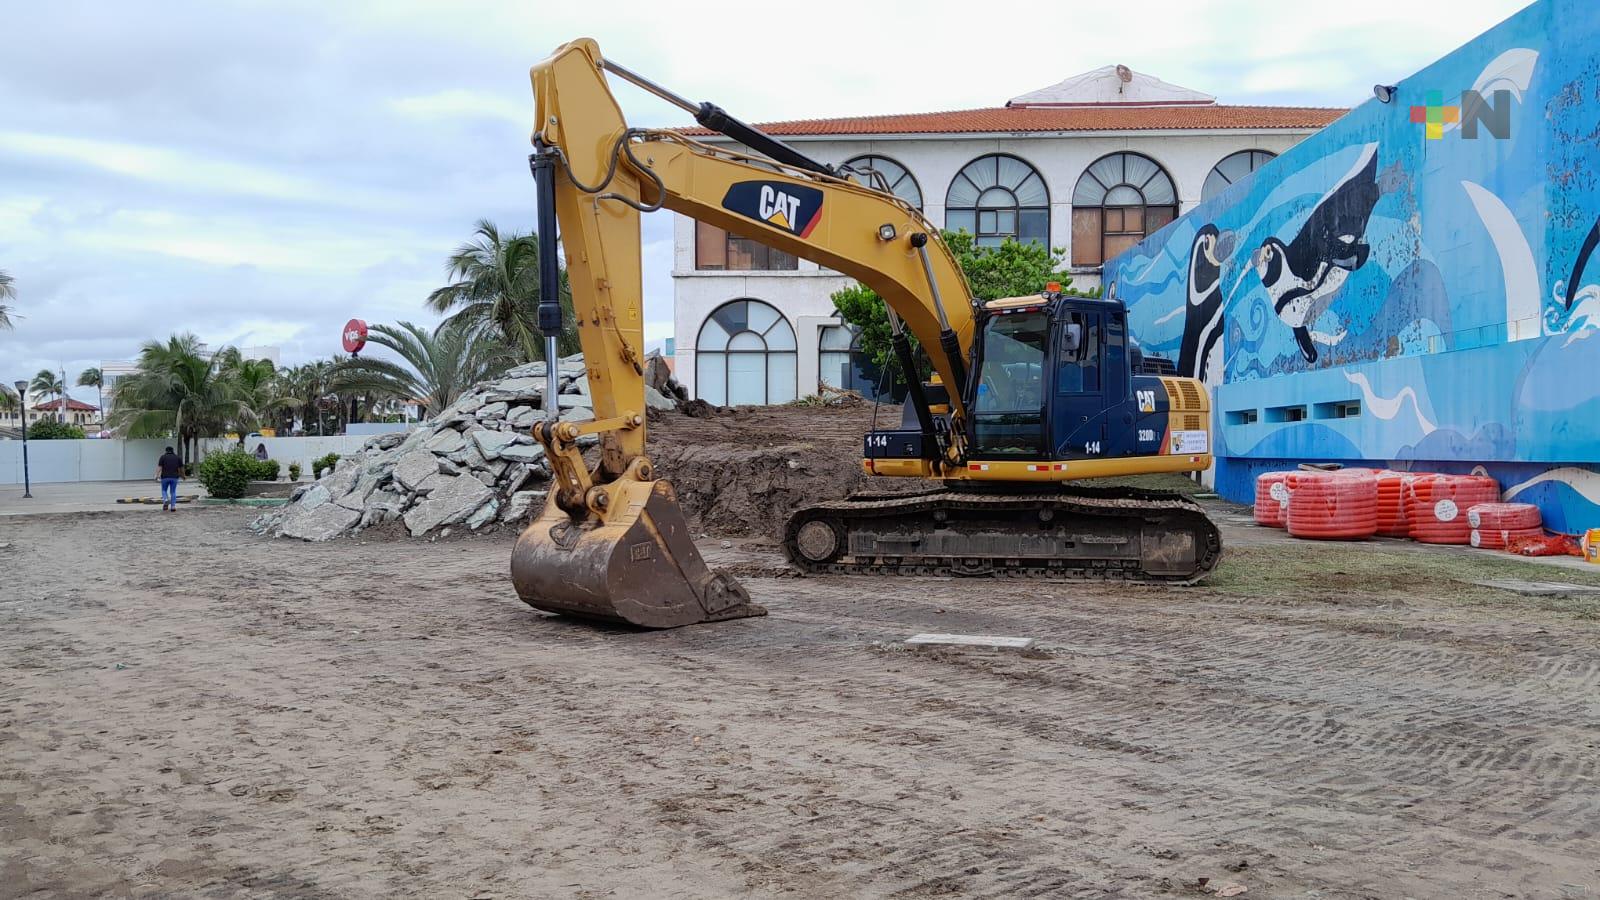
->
[0, 0, 1533, 402]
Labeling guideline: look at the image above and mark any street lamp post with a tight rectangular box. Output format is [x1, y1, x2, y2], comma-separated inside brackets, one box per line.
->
[13, 380, 32, 499]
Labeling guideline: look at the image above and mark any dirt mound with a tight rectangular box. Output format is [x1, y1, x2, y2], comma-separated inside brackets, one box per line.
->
[647, 400, 925, 538]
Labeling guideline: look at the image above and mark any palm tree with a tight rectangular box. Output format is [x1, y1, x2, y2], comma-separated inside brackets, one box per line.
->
[30, 369, 65, 421]
[215, 349, 278, 434]
[334, 320, 517, 418]
[275, 360, 336, 435]
[109, 333, 251, 461]
[426, 220, 580, 361]
[0, 269, 14, 330]
[77, 367, 104, 421]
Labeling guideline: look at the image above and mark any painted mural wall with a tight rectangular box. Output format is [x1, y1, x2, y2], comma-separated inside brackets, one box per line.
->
[1102, 0, 1600, 531]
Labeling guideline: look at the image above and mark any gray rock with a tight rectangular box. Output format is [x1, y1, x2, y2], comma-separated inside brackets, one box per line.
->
[359, 489, 409, 527]
[366, 431, 407, 451]
[471, 429, 523, 460]
[500, 490, 547, 523]
[644, 384, 676, 410]
[448, 439, 488, 471]
[424, 428, 466, 455]
[505, 405, 538, 428]
[556, 393, 591, 410]
[297, 484, 331, 511]
[466, 500, 500, 530]
[403, 474, 493, 536]
[453, 392, 486, 415]
[489, 376, 544, 396]
[474, 470, 497, 487]
[499, 443, 546, 464]
[280, 501, 361, 542]
[504, 361, 546, 378]
[477, 401, 509, 419]
[393, 449, 441, 493]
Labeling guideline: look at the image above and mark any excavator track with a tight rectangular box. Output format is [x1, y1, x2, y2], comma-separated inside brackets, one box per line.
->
[783, 486, 1222, 583]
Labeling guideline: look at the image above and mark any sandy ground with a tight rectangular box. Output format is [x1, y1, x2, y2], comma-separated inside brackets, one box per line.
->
[3, 501, 1600, 899]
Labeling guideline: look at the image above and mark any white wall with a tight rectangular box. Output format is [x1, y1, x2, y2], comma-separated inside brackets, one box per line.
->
[672, 128, 1316, 403]
[0, 433, 405, 485]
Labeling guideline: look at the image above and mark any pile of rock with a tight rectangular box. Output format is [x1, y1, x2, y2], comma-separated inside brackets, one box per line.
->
[252, 352, 687, 542]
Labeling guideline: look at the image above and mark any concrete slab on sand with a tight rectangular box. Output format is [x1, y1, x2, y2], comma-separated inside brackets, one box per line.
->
[1471, 579, 1600, 596]
[905, 633, 1035, 649]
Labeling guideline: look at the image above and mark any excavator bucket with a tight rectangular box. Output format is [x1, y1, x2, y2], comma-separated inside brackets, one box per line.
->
[510, 478, 765, 628]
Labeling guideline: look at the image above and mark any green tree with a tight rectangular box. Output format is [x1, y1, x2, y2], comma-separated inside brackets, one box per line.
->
[830, 231, 1082, 378]
[0, 269, 14, 330]
[109, 333, 252, 460]
[334, 320, 517, 419]
[214, 349, 280, 434]
[426, 219, 580, 362]
[273, 360, 336, 436]
[27, 419, 86, 440]
[29, 369, 65, 420]
[77, 367, 104, 419]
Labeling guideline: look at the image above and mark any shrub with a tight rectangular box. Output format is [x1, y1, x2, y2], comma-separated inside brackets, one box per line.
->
[288, 462, 302, 481]
[253, 458, 280, 481]
[27, 420, 86, 440]
[312, 452, 341, 480]
[196, 449, 258, 499]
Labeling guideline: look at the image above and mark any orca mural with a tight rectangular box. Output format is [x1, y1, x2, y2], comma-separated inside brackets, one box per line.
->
[1102, 0, 1600, 532]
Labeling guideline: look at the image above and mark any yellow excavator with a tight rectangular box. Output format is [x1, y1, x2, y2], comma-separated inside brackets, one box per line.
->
[510, 39, 1222, 628]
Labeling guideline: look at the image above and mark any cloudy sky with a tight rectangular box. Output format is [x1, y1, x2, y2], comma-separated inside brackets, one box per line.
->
[1, 0, 1529, 405]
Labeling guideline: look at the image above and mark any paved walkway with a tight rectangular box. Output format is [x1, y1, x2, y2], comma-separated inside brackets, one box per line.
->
[0, 480, 208, 517]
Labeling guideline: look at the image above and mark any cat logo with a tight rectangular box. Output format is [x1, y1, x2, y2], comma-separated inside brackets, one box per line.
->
[1136, 389, 1157, 413]
[721, 181, 824, 238]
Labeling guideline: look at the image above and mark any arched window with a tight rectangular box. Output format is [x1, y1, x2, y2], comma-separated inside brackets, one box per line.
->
[819, 323, 891, 400]
[1202, 150, 1276, 201]
[945, 154, 1049, 248]
[841, 155, 923, 209]
[1071, 152, 1177, 266]
[695, 299, 798, 405]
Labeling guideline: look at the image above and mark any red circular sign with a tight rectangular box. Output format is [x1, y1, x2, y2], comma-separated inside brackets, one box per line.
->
[342, 318, 368, 354]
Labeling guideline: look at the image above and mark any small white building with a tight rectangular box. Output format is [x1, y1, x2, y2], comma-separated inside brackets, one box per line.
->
[672, 67, 1344, 405]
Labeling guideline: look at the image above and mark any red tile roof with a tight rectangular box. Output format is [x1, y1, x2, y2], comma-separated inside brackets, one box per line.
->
[32, 397, 98, 412]
[680, 105, 1346, 137]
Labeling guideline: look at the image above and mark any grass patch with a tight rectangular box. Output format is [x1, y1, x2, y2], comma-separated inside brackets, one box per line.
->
[1209, 543, 1600, 620]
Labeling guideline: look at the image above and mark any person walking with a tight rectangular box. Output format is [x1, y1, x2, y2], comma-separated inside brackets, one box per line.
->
[254, 442, 269, 461]
[157, 446, 183, 512]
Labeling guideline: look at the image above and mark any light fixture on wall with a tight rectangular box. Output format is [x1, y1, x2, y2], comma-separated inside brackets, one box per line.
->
[1373, 84, 1398, 104]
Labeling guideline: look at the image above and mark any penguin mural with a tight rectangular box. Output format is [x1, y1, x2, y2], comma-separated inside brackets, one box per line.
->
[1252, 144, 1382, 364]
[1179, 223, 1231, 385]
[1564, 216, 1600, 311]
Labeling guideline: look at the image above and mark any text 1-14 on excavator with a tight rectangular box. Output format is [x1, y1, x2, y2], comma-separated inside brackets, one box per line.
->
[511, 39, 1222, 629]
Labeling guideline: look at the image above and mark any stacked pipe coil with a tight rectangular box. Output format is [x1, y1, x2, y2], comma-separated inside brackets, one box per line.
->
[1253, 471, 1294, 527]
[1405, 475, 1501, 544]
[1285, 469, 1378, 540]
[1374, 470, 1417, 537]
[1466, 502, 1543, 549]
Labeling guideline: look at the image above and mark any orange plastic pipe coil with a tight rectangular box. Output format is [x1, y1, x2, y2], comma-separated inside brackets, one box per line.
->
[1405, 474, 1502, 544]
[1285, 469, 1379, 540]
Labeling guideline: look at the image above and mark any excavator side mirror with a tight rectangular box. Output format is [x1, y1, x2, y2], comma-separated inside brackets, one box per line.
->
[1062, 323, 1082, 354]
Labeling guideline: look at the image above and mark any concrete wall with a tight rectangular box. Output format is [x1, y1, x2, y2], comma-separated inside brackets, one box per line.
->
[0, 433, 408, 485]
[673, 128, 1320, 402]
[1101, 0, 1600, 530]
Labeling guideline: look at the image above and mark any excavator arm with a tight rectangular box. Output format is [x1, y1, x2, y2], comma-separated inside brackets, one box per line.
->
[511, 38, 981, 627]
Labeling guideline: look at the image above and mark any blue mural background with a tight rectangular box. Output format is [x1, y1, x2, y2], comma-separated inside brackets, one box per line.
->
[1103, 0, 1600, 532]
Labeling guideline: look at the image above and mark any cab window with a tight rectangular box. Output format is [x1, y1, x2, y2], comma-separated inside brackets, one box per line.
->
[1057, 311, 1101, 393]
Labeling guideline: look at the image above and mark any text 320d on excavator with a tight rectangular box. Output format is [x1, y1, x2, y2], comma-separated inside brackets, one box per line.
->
[510, 39, 1223, 628]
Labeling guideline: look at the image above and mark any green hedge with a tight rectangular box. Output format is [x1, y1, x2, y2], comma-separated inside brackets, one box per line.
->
[197, 450, 258, 499]
[196, 451, 281, 498]
[28, 420, 86, 440]
[312, 452, 341, 480]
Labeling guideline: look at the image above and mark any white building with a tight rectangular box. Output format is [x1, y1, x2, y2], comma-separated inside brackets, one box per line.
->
[672, 67, 1344, 405]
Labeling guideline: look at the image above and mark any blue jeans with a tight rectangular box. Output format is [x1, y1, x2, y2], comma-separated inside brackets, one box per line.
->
[161, 477, 179, 506]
